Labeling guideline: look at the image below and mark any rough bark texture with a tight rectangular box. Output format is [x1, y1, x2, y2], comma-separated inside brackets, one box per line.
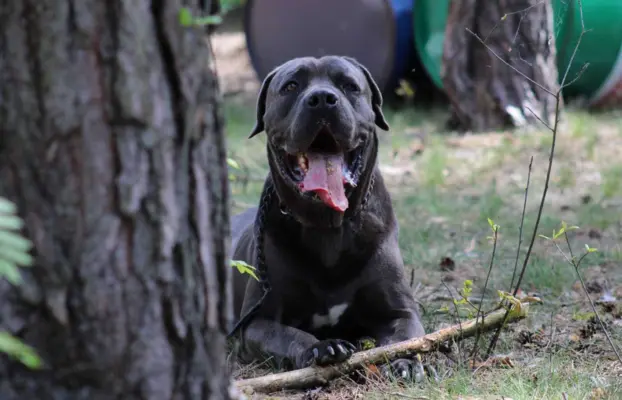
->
[0, 1, 232, 399]
[442, 0, 560, 132]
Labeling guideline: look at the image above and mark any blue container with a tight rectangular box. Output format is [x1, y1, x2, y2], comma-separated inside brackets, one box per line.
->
[244, 0, 416, 93]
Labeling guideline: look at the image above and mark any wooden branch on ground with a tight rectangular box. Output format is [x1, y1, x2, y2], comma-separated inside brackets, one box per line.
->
[235, 301, 534, 394]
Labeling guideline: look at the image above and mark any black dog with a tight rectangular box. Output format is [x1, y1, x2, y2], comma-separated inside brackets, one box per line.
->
[230, 55, 425, 379]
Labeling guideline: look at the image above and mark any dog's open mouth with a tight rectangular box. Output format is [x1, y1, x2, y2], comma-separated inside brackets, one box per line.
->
[278, 128, 363, 213]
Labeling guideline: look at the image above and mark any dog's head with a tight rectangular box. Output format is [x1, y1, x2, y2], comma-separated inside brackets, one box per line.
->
[249, 56, 389, 227]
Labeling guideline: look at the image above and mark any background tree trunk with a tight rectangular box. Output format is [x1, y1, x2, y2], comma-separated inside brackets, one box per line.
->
[0, 1, 233, 399]
[442, 0, 560, 132]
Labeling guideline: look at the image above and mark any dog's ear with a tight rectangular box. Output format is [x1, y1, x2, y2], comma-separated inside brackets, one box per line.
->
[343, 57, 390, 131]
[249, 68, 278, 139]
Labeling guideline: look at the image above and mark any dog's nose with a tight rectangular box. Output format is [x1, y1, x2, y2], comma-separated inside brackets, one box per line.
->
[306, 89, 339, 109]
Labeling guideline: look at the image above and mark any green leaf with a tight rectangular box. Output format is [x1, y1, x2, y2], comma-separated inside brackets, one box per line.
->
[0, 246, 34, 267]
[0, 332, 42, 369]
[584, 244, 598, 253]
[193, 15, 223, 25]
[179, 7, 223, 27]
[0, 230, 33, 252]
[538, 234, 551, 240]
[360, 337, 376, 350]
[179, 7, 193, 26]
[0, 197, 17, 214]
[0, 215, 23, 231]
[487, 217, 499, 233]
[436, 305, 450, 313]
[230, 259, 259, 281]
[0, 259, 23, 285]
[227, 157, 240, 170]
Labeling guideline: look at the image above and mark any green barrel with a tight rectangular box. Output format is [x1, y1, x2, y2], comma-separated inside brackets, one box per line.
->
[413, 0, 622, 105]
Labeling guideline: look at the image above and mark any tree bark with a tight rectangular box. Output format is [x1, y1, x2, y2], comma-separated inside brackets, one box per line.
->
[442, 0, 560, 132]
[0, 1, 232, 399]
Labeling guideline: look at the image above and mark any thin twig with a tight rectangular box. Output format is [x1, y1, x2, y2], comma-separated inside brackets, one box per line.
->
[486, 156, 533, 359]
[441, 279, 465, 367]
[525, 105, 553, 131]
[466, 28, 555, 96]
[510, 156, 533, 292]
[470, 228, 498, 363]
[559, 0, 586, 89]
[547, 310, 555, 379]
[384, 392, 429, 400]
[482, 1, 546, 44]
[480, 0, 589, 357]
[561, 233, 622, 364]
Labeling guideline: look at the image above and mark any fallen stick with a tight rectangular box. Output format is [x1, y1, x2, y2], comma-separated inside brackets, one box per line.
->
[235, 301, 532, 394]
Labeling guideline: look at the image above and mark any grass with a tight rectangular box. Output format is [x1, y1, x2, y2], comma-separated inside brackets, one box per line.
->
[224, 99, 622, 399]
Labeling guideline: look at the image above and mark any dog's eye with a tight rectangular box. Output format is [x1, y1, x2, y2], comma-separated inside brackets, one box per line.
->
[342, 82, 360, 93]
[281, 81, 298, 93]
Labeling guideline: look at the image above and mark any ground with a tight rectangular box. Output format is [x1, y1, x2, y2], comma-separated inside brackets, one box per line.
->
[212, 16, 622, 400]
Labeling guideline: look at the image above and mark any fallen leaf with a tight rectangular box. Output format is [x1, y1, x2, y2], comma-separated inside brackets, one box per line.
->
[588, 228, 602, 239]
[439, 257, 456, 272]
[364, 363, 381, 379]
[589, 387, 607, 400]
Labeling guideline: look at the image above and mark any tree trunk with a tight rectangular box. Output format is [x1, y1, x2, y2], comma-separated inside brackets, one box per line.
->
[0, 1, 233, 399]
[442, 0, 560, 132]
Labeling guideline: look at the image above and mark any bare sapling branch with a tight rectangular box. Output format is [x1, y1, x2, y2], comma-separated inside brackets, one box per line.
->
[470, 222, 499, 362]
[463, 0, 605, 358]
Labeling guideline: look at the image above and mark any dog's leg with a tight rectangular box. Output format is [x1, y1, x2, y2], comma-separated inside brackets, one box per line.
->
[359, 240, 430, 382]
[236, 280, 356, 370]
[240, 319, 356, 370]
[375, 309, 428, 383]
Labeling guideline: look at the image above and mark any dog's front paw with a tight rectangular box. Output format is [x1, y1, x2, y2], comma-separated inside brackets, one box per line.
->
[297, 339, 357, 368]
[380, 357, 439, 383]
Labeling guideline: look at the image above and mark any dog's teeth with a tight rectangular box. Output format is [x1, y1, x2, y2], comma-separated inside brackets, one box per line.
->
[297, 152, 308, 173]
[342, 164, 356, 187]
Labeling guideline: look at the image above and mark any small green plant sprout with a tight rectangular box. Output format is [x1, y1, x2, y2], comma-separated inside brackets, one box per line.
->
[452, 279, 478, 319]
[230, 259, 259, 281]
[486, 218, 500, 241]
[0, 196, 42, 370]
[359, 337, 376, 351]
[227, 156, 242, 183]
[538, 220, 579, 241]
[178, 7, 222, 27]
[497, 291, 541, 318]
[572, 311, 596, 321]
[584, 244, 597, 253]
[227, 157, 241, 170]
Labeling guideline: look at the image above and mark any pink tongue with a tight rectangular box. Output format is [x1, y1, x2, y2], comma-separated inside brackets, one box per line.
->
[299, 153, 348, 212]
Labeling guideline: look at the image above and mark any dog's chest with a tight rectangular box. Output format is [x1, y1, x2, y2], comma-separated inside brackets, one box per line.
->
[310, 303, 349, 329]
[283, 281, 360, 334]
